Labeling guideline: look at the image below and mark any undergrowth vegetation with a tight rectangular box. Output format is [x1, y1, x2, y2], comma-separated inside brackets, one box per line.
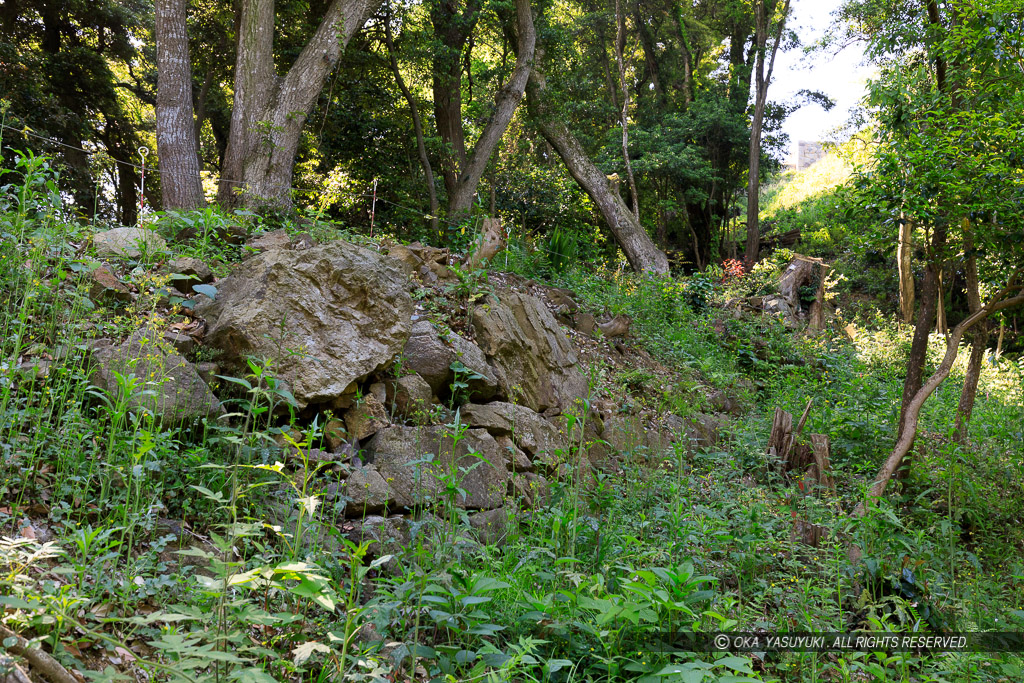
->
[1, 156, 1023, 683]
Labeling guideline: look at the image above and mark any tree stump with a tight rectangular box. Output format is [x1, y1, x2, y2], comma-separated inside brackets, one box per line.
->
[465, 217, 506, 269]
[809, 433, 835, 491]
[767, 407, 793, 470]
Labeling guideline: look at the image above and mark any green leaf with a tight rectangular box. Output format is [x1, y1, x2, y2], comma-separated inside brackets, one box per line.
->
[193, 283, 218, 300]
[215, 375, 253, 390]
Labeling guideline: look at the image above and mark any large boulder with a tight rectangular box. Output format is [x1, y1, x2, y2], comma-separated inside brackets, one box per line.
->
[90, 330, 222, 424]
[403, 321, 498, 400]
[471, 291, 587, 413]
[94, 227, 167, 259]
[196, 241, 413, 409]
[366, 426, 509, 510]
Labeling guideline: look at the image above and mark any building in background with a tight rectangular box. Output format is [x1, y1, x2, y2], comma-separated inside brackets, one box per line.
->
[798, 141, 827, 171]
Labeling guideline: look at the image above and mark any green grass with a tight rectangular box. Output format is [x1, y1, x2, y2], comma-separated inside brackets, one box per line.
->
[1, 157, 1023, 682]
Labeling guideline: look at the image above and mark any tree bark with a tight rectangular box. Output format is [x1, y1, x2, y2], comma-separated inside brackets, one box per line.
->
[446, 0, 536, 219]
[743, 0, 789, 270]
[852, 276, 1024, 520]
[953, 228, 985, 442]
[217, 0, 381, 209]
[155, 0, 206, 210]
[671, 8, 694, 106]
[383, 8, 439, 232]
[525, 49, 669, 275]
[897, 214, 915, 323]
[614, 0, 640, 221]
[430, 0, 482, 200]
[897, 222, 946, 442]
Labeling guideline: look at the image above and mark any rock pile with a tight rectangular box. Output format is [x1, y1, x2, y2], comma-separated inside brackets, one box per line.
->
[90, 235, 731, 548]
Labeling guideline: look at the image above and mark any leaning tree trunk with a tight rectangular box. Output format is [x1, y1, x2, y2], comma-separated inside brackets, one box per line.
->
[743, 0, 789, 270]
[446, 0, 536, 219]
[217, 0, 381, 209]
[155, 0, 205, 210]
[525, 50, 669, 275]
[852, 275, 1024, 525]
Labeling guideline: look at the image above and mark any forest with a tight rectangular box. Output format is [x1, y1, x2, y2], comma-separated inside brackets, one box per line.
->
[0, 0, 1022, 681]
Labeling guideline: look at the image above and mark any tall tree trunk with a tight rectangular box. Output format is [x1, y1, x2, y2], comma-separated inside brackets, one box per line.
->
[613, 0, 640, 221]
[597, 24, 620, 112]
[743, 0, 790, 270]
[217, 0, 381, 209]
[953, 228, 985, 442]
[935, 269, 947, 334]
[430, 0, 483, 200]
[446, 0, 535, 218]
[897, 214, 915, 323]
[525, 50, 669, 274]
[897, 222, 947, 440]
[383, 7, 439, 232]
[155, 0, 205, 210]
[632, 1, 664, 103]
[671, 8, 694, 106]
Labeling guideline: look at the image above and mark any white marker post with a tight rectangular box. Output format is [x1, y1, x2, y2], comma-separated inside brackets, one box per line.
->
[138, 146, 150, 224]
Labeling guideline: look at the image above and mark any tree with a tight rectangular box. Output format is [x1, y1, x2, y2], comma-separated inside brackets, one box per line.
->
[432, 0, 537, 219]
[743, 0, 791, 269]
[613, 0, 639, 220]
[844, 0, 1024, 518]
[155, 0, 205, 209]
[526, 43, 669, 274]
[217, 0, 384, 209]
[0, 0, 146, 221]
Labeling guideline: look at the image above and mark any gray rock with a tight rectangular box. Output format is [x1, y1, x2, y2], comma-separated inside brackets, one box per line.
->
[468, 508, 508, 546]
[196, 362, 219, 385]
[89, 266, 132, 303]
[471, 291, 587, 413]
[403, 321, 498, 400]
[163, 257, 214, 294]
[324, 419, 348, 452]
[197, 241, 413, 409]
[367, 426, 509, 510]
[94, 227, 168, 259]
[574, 313, 596, 335]
[386, 373, 434, 419]
[344, 394, 389, 441]
[244, 229, 291, 254]
[334, 466, 396, 514]
[162, 330, 195, 355]
[494, 435, 532, 472]
[90, 329, 222, 425]
[368, 382, 387, 405]
[600, 413, 676, 463]
[460, 402, 565, 463]
[682, 413, 723, 450]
